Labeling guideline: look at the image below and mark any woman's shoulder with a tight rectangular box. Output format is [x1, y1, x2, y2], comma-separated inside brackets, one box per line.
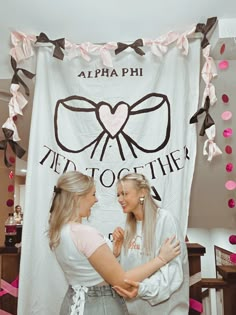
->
[70, 222, 99, 234]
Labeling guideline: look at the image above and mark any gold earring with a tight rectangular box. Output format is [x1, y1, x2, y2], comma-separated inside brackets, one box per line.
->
[139, 197, 145, 205]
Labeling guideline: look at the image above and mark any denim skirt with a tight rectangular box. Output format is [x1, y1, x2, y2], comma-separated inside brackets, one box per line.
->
[60, 285, 129, 315]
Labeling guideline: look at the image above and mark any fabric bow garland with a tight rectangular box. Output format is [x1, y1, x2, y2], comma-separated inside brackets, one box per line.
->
[144, 32, 178, 58]
[189, 96, 215, 136]
[10, 31, 36, 62]
[11, 57, 35, 96]
[195, 17, 217, 48]
[9, 83, 28, 117]
[36, 32, 65, 60]
[0, 128, 26, 168]
[65, 40, 91, 61]
[115, 39, 145, 56]
[89, 42, 118, 67]
[203, 125, 222, 161]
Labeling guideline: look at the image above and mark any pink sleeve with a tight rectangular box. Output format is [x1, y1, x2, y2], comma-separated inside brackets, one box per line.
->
[70, 224, 106, 258]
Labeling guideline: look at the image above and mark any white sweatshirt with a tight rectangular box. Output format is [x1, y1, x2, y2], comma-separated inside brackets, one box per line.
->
[120, 208, 189, 315]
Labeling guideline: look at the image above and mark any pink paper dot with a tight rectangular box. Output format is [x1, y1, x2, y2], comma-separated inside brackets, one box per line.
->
[225, 180, 236, 190]
[218, 60, 229, 70]
[8, 184, 14, 192]
[225, 145, 232, 154]
[222, 94, 229, 103]
[229, 235, 236, 244]
[221, 111, 232, 120]
[228, 199, 235, 208]
[226, 163, 234, 172]
[9, 156, 16, 164]
[223, 128, 233, 138]
[9, 171, 14, 179]
[220, 43, 226, 55]
[6, 199, 14, 207]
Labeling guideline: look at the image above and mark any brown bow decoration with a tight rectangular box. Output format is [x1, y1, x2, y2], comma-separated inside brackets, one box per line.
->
[195, 17, 217, 49]
[0, 128, 26, 168]
[11, 57, 35, 96]
[36, 32, 65, 60]
[115, 38, 145, 56]
[189, 96, 215, 136]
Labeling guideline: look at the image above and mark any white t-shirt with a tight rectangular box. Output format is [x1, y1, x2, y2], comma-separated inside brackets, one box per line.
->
[55, 223, 112, 287]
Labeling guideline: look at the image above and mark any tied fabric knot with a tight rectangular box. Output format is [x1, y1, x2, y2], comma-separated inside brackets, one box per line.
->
[0, 128, 26, 168]
[203, 125, 222, 161]
[115, 39, 145, 56]
[195, 17, 217, 48]
[70, 285, 88, 315]
[10, 31, 36, 62]
[9, 83, 28, 116]
[36, 32, 65, 60]
[189, 96, 215, 136]
[11, 57, 35, 96]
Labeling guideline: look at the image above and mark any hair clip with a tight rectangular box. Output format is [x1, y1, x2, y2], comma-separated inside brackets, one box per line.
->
[54, 186, 61, 194]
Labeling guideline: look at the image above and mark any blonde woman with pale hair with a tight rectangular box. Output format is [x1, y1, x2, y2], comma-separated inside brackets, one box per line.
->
[48, 171, 180, 315]
[112, 173, 189, 315]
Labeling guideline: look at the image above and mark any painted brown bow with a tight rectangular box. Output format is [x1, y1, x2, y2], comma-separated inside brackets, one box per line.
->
[189, 96, 215, 136]
[36, 32, 65, 60]
[0, 128, 26, 167]
[11, 57, 35, 96]
[195, 17, 217, 49]
[115, 38, 145, 56]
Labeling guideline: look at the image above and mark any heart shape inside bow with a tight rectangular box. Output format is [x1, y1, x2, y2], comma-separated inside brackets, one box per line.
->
[98, 103, 129, 138]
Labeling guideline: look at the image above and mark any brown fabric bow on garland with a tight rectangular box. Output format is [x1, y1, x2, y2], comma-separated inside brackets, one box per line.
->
[115, 38, 145, 56]
[36, 32, 65, 60]
[189, 96, 215, 136]
[11, 57, 35, 96]
[0, 128, 26, 168]
[195, 16, 217, 48]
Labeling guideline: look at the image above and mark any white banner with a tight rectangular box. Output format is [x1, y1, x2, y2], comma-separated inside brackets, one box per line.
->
[18, 39, 200, 315]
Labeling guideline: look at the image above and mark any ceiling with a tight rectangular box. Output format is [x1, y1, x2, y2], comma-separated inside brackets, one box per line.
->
[1, 0, 236, 175]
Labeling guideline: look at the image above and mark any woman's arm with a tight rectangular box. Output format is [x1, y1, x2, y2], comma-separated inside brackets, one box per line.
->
[88, 235, 180, 288]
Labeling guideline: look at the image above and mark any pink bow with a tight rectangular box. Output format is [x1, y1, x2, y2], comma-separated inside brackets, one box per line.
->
[65, 40, 91, 62]
[10, 31, 36, 62]
[144, 32, 178, 58]
[176, 26, 196, 55]
[89, 43, 117, 67]
[2, 117, 21, 142]
[203, 125, 222, 161]
[9, 83, 28, 117]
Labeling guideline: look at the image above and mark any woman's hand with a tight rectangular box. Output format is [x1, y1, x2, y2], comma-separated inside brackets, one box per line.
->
[158, 235, 181, 264]
[112, 227, 125, 257]
[113, 279, 139, 298]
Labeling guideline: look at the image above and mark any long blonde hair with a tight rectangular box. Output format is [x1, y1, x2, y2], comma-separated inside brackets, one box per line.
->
[117, 173, 158, 257]
[48, 171, 94, 250]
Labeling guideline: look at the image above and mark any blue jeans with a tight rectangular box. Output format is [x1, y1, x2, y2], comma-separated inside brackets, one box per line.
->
[60, 285, 129, 315]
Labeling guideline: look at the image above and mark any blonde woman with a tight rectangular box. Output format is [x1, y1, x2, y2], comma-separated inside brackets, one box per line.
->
[48, 171, 180, 315]
[113, 173, 189, 315]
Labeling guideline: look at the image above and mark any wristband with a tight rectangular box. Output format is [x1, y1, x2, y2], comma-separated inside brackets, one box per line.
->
[158, 255, 167, 265]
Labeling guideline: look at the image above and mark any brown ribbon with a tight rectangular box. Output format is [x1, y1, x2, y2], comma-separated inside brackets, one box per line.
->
[36, 32, 65, 60]
[0, 128, 26, 168]
[115, 38, 145, 56]
[11, 57, 35, 96]
[189, 96, 215, 136]
[195, 17, 217, 49]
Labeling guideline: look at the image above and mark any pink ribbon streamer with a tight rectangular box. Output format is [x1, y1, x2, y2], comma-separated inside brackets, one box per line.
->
[10, 31, 36, 62]
[88, 43, 117, 67]
[176, 26, 196, 55]
[9, 83, 28, 117]
[144, 32, 179, 58]
[189, 298, 203, 313]
[2, 117, 21, 142]
[0, 276, 19, 298]
[0, 310, 14, 315]
[203, 125, 222, 161]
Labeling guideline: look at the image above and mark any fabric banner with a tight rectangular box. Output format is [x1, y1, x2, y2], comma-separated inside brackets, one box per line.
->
[18, 39, 200, 315]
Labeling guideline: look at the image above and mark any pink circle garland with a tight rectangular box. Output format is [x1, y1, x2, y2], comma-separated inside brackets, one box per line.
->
[223, 128, 233, 138]
[226, 163, 234, 172]
[8, 184, 14, 192]
[225, 181, 236, 190]
[6, 199, 14, 207]
[218, 60, 229, 70]
[225, 145, 232, 154]
[221, 111, 232, 120]
[220, 43, 226, 55]
[230, 253, 236, 264]
[228, 199, 235, 208]
[229, 235, 236, 244]
[222, 94, 229, 103]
